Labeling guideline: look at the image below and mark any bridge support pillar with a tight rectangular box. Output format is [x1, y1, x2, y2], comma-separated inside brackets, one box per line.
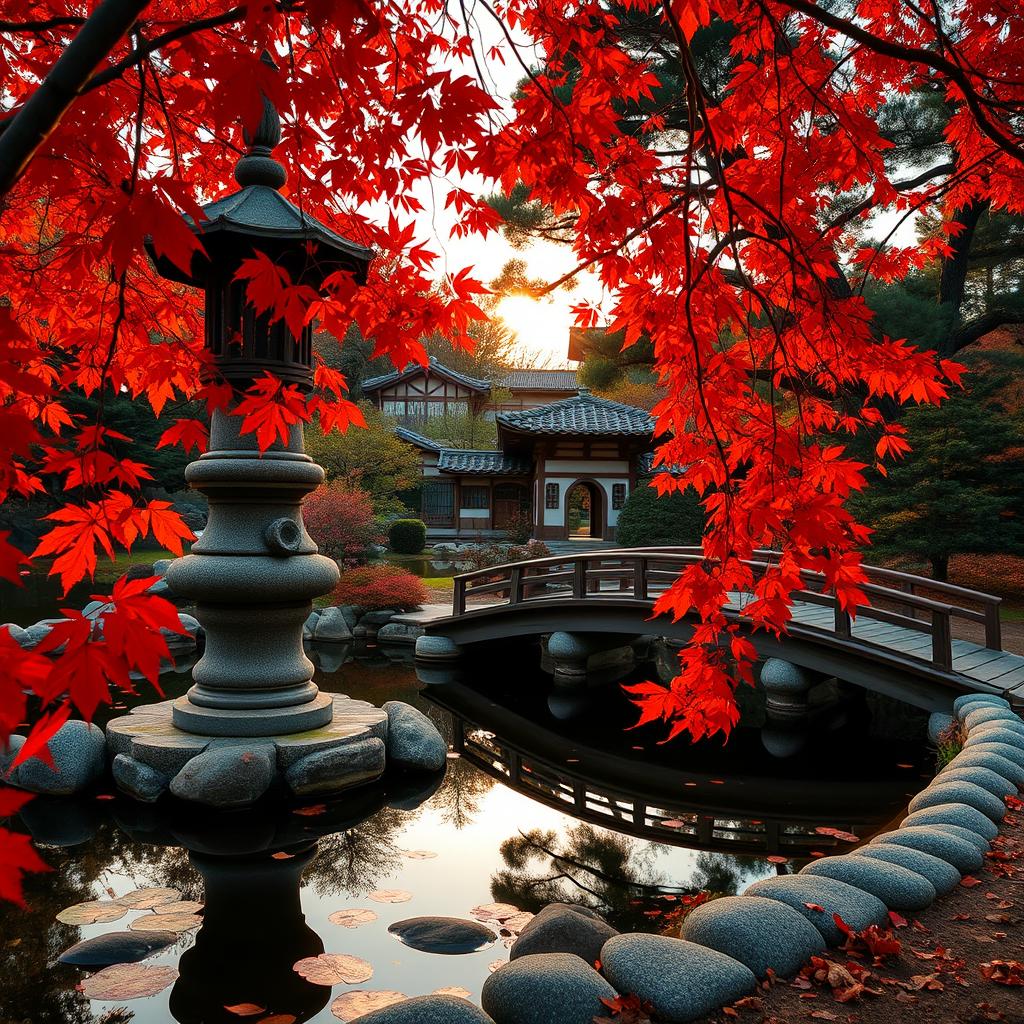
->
[760, 658, 813, 721]
[415, 634, 464, 663]
[545, 631, 639, 685]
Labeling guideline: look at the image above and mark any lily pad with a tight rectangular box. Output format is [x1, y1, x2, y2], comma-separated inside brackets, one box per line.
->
[328, 908, 378, 929]
[80, 963, 178, 1000]
[117, 887, 182, 909]
[293, 953, 373, 986]
[470, 903, 521, 924]
[152, 900, 204, 915]
[368, 889, 412, 904]
[56, 901, 127, 926]
[433, 987, 471, 998]
[400, 850, 438, 859]
[129, 911, 202, 934]
[331, 990, 407, 1021]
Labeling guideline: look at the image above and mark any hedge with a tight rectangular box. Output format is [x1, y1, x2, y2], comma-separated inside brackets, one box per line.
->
[616, 483, 705, 548]
[389, 518, 427, 554]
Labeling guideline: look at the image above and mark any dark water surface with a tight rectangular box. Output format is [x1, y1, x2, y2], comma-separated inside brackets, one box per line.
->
[0, 636, 931, 1024]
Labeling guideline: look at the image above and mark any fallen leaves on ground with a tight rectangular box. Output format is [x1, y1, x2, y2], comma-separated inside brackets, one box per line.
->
[367, 889, 412, 904]
[293, 953, 373, 986]
[328, 908, 377, 929]
[834, 916, 902, 964]
[980, 960, 1024, 986]
[330, 990, 406, 1021]
[79, 963, 178, 1000]
[594, 992, 655, 1021]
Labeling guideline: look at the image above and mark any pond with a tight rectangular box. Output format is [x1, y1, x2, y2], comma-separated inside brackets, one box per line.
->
[0, 634, 931, 1024]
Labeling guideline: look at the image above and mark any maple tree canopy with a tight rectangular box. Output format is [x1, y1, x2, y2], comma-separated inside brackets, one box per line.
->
[0, 0, 1022, 901]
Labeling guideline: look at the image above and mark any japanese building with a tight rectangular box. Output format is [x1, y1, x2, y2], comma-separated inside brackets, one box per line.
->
[381, 361, 656, 542]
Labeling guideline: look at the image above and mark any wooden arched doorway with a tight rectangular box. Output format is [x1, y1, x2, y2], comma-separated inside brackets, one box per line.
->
[493, 482, 531, 531]
[566, 481, 603, 539]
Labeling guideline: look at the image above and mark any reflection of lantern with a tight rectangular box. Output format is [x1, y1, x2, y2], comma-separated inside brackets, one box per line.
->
[139, 59, 371, 742]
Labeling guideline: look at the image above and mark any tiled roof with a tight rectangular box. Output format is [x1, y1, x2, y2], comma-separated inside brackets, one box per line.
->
[437, 450, 533, 475]
[361, 357, 491, 393]
[497, 389, 654, 436]
[499, 369, 578, 391]
[394, 427, 443, 452]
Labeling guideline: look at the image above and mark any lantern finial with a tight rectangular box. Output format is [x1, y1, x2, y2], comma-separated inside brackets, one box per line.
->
[234, 51, 286, 190]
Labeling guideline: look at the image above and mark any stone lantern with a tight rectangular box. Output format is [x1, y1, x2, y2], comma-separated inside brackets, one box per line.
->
[105, 64, 390, 807]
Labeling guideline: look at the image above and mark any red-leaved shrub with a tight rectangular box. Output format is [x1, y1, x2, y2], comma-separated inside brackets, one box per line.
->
[333, 564, 428, 610]
[303, 482, 383, 566]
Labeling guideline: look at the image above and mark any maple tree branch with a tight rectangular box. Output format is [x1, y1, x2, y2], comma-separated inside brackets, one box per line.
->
[0, 17, 87, 32]
[948, 307, 1024, 354]
[826, 163, 956, 231]
[774, 0, 1024, 164]
[0, 0, 152, 198]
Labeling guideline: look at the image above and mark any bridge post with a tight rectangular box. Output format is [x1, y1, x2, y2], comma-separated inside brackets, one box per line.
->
[759, 658, 813, 721]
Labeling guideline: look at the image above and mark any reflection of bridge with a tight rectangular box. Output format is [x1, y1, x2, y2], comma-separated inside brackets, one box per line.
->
[420, 548, 1024, 711]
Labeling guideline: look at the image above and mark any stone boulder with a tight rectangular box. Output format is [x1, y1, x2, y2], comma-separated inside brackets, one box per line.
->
[900, 802, 1000, 841]
[152, 558, 174, 575]
[801, 855, 936, 911]
[112, 754, 168, 803]
[938, 764, 1017, 800]
[314, 606, 353, 642]
[907, 780, 1007, 823]
[21, 620, 56, 649]
[481, 952, 616, 1024]
[600, 933, 756, 1023]
[962, 707, 1024, 731]
[169, 743, 275, 808]
[284, 737, 385, 797]
[1, 735, 25, 777]
[303, 610, 320, 638]
[510, 903, 617, 965]
[16, 721, 106, 796]
[59, 929, 178, 967]
[927, 712, 953, 745]
[743, 874, 887, 945]
[383, 701, 447, 772]
[964, 729, 1024, 753]
[377, 622, 425, 645]
[1, 623, 31, 648]
[946, 748, 1024, 788]
[353, 995, 495, 1024]
[388, 916, 497, 954]
[856, 845, 960, 895]
[679, 895, 825, 978]
[953, 694, 1009, 716]
[870, 826, 984, 873]
[960, 741, 1024, 769]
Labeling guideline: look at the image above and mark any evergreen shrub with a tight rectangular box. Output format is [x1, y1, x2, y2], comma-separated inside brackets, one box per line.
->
[389, 518, 427, 554]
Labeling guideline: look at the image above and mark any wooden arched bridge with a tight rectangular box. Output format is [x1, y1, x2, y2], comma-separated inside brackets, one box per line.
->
[412, 547, 1024, 712]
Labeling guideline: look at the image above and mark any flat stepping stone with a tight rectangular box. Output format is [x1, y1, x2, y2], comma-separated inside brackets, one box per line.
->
[679, 895, 825, 978]
[855, 847, 960, 894]
[901, 802, 1000, 841]
[908, 780, 1007, 822]
[870, 827, 984, 872]
[346, 995, 495, 1023]
[963, 707, 1024, 731]
[58, 930, 178, 967]
[481, 952, 616, 1024]
[743, 875, 887, 945]
[946, 749, 1024, 787]
[388, 917, 497, 954]
[938, 765, 1017, 800]
[510, 903, 617, 964]
[955, 694, 1010, 716]
[801, 855, 936, 911]
[600, 933, 756, 1022]
[960, 741, 1024, 768]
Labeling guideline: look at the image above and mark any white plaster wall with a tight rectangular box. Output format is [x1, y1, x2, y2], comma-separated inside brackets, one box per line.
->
[459, 509, 489, 520]
[541, 475, 631, 528]
[544, 458, 630, 474]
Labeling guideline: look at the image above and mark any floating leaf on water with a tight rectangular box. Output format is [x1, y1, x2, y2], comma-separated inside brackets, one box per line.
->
[433, 987, 471, 999]
[470, 903, 520, 923]
[400, 850, 438, 860]
[129, 912, 202, 935]
[80, 963, 178, 1001]
[661, 819, 686, 829]
[328, 908, 378, 929]
[57, 901, 127, 926]
[368, 889, 412, 904]
[767, 856, 789, 864]
[117, 888, 182, 910]
[293, 953, 373, 986]
[261, 1016, 298, 1024]
[271, 852, 295, 860]
[224, 1005, 267, 1017]
[487, 960, 506, 973]
[152, 900, 204, 916]
[292, 804, 327, 817]
[331, 990, 406, 1021]
[814, 827, 860, 843]
[501, 912, 534, 935]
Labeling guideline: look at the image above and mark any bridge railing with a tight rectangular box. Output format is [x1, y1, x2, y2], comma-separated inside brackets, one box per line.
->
[451, 547, 1004, 672]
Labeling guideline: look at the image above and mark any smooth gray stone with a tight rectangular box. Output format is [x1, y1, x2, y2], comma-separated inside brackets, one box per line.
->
[361, 609, 397, 626]
[961, 741, 1024, 768]
[510, 903, 617, 965]
[378, 622, 424, 644]
[0, 734, 25, 777]
[17, 721, 106, 796]
[801, 855, 936, 911]
[152, 558, 173, 575]
[743, 875, 887, 945]
[938, 765, 1017, 800]
[964, 730, 1024, 753]
[927, 712, 953, 745]
[760, 658, 812, 693]
[21, 620, 54, 648]
[284, 736, 384, 797]
[481, 952, 616, 1024]
[946, 749, 1024, 787]
[336, 605, 359, 629]
[112, 754, 168, 803]
[1, 623, 30, 648]
[125, 562, 155, 582]
[871, 827, 984, 872]
[353, 995, 495, 1024]
[679, 895, 825, 978]
[302, 610, 320, 639]
[388, 916, 497, 954]
[954, 694, 1009, 716]
[314, 606, 353, 642]
[908, 780, 1007, 822]
[415, 634, 464, 661]
[901, 802, 1000, 841]
[383, 701, 447, 772]
[146, 577, 171, 596]
[81, 599, 108, 619]
[963, 707, 1024, 731]
[855, 847, 960, 895]
[600, 933, 756, 1023]
[59, 929, 177, 967]
[913, 821, 991, 853]
[969, 720, 1024, 745]
[169, 743, 275, 808]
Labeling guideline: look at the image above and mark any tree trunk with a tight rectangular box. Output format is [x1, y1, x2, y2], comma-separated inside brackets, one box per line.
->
[930, 554, 949, 582]
[937, 200, 987, 356]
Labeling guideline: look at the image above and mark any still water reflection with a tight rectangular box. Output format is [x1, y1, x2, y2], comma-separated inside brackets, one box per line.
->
[0, 640, 929, 1023]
